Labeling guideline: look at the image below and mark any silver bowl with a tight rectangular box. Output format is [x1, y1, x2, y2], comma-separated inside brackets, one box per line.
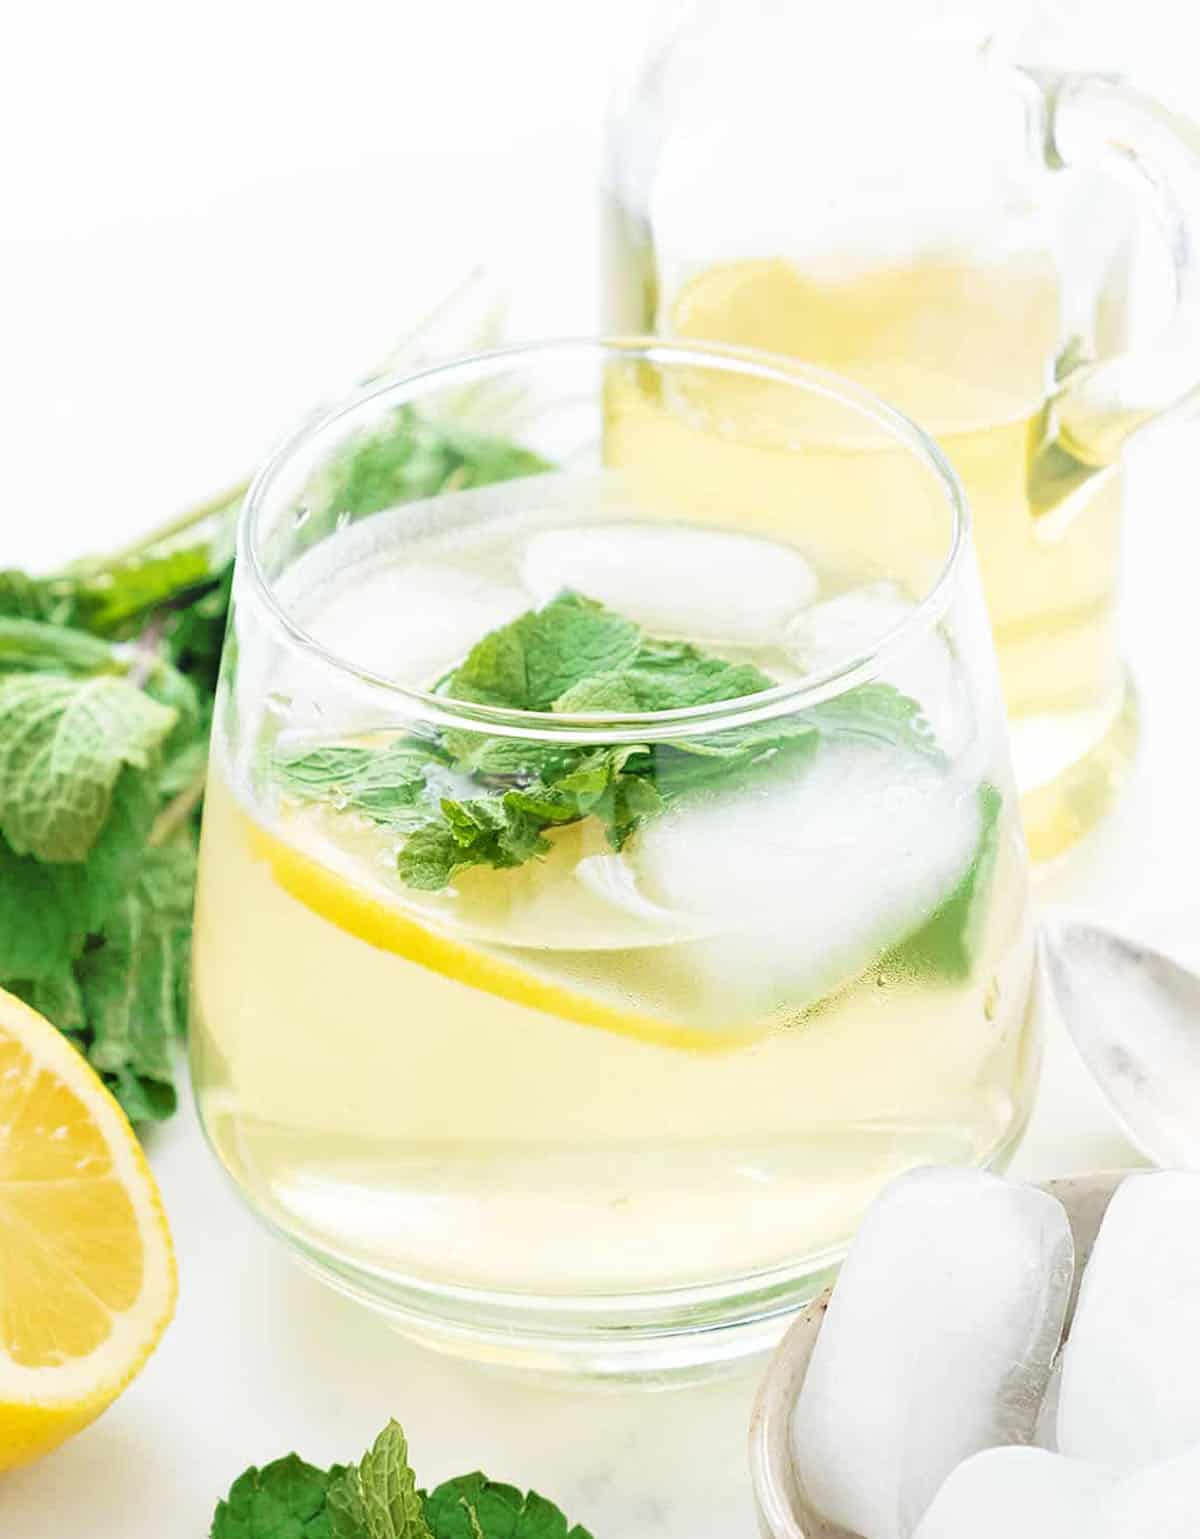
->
[748, 1171, 1130, 1539]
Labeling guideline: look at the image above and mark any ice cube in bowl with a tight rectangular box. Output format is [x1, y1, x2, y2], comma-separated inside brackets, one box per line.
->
[748, 1170, 1129, 1539]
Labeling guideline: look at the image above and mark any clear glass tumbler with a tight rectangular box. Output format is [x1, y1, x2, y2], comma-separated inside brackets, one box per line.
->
[191, 338, 1041, 1374]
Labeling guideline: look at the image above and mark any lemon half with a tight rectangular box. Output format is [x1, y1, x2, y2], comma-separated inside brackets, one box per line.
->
[0, 987, 176, 1470]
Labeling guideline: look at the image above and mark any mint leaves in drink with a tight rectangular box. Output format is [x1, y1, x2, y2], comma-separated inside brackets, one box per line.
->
[210, 1417, 595, 1539]
[275, 590, 950, 894]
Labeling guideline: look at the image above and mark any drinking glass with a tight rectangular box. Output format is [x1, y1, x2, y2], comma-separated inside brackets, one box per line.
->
[604, 0, 1200, 861]
[191, 338, 1040, 1374]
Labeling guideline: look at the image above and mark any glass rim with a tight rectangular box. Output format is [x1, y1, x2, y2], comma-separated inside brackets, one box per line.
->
[239, 335, 971, 743]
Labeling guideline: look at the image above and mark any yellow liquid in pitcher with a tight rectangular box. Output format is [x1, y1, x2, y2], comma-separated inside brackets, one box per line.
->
[656, 256, 1136, 861]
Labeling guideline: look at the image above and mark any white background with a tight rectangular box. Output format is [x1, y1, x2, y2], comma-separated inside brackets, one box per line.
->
[3, 3, 1200, 1535]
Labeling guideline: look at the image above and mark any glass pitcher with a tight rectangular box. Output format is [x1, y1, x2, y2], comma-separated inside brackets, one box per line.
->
[604, 0, 1200, 861]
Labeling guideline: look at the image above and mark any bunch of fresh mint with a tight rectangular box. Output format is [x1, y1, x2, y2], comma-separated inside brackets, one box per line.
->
[0, 400, 545, 1124]
[211, 1418, 593, 1539]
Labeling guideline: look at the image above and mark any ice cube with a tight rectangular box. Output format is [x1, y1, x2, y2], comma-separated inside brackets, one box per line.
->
[629, 738, 982, 1013]
[306, 558, 528, 687]
[1058, 1171, 1200, 1472]
[520, 523, 818, 646]
[785, 581, 915, 670]
[785, 582, 959, 738]
[1102, 1445, 1200, 1539]
[912, 1448, 1116, 1539]
[791, 1167, 1074, 1539]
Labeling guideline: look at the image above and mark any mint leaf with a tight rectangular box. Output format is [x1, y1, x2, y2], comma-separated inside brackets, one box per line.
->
[0, 617, 118, 675]
[398, 796, 551, 891]
[0, 837, 92, 979]
[78, 844, 196, 1103]
[277, 740, 446, 828]
[209, 1423, 592, 1539]
[423, 1475, 594, 1539]
[327, 1474, 369, 1539]
[0, 672, 176, 861]
[349, 1420, 433, 1539]
[801, 681, 941, 761]
[554, 640, 774, 714]
[315, 405, 549, 524]
[0, 766, 153, 979]
[447, 592, 641, 711]
[0, 571, 82, 628]
[887, 782, 1004, 981]
[210, 1453, 345, 1539]
[11, 970, 87, 1034]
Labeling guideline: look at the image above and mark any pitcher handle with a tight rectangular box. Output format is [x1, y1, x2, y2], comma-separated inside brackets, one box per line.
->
[1028, 72, 1200, 522]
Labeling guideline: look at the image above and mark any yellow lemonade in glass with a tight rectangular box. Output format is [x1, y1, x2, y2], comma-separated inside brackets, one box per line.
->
[190, 341, 1040, 1372]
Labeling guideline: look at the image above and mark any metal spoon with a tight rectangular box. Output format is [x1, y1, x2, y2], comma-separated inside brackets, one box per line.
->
[1041, 918, 1200, 1171]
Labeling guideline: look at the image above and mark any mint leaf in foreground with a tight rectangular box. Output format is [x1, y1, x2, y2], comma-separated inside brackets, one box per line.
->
[328, 1421, 432, 1539]
[0, 672, 176, 862]
[210, 1452, 344, 1539]
[209, 1421, 592, 1539]
[423, 1474, 595, 1539]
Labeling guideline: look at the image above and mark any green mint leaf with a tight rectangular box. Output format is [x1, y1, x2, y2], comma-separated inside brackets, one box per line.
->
[0, 672, 176, 861]
[74, 539, 215, 637]
[10, 970, 87, 1034]
[554, 641, 774, 714]
[354, 1420, 433, 1539]
[161, 561, 233, 694]
[0, 571, 82, 628]
[800, 681, 941, 761]
[423, 1475, 594, 1539]
[316, 406, 549, 524]
[398, 796, 551, 891]
[277, 740, 445, 828]
[447, 592, 640, 711]
[0, 617, 119, 675]
[77, 846, 196, 1102]
[210, 1453, 345, 1539]
[886, 782, 1004, 982]
[326, 1471, 369, 1539]
[81, 768, 161, 930]
[438, 732, 578, 783]
[0, 836, 91, 980]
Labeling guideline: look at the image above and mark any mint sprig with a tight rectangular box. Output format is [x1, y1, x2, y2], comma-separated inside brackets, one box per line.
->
[277, 591, 942, 894]
[210, 1418, 594, 1539]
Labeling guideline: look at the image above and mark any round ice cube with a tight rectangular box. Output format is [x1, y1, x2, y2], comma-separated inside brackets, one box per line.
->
[520, 523, 818, 646]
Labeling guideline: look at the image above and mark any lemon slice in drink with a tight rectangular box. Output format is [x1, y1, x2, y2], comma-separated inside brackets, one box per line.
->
[0, 987, 177, 1470]
[246, 818, 761, 1056]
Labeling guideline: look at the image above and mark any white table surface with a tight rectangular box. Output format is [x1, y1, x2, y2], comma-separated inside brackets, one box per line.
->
[3, 5, 1199, 1534]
